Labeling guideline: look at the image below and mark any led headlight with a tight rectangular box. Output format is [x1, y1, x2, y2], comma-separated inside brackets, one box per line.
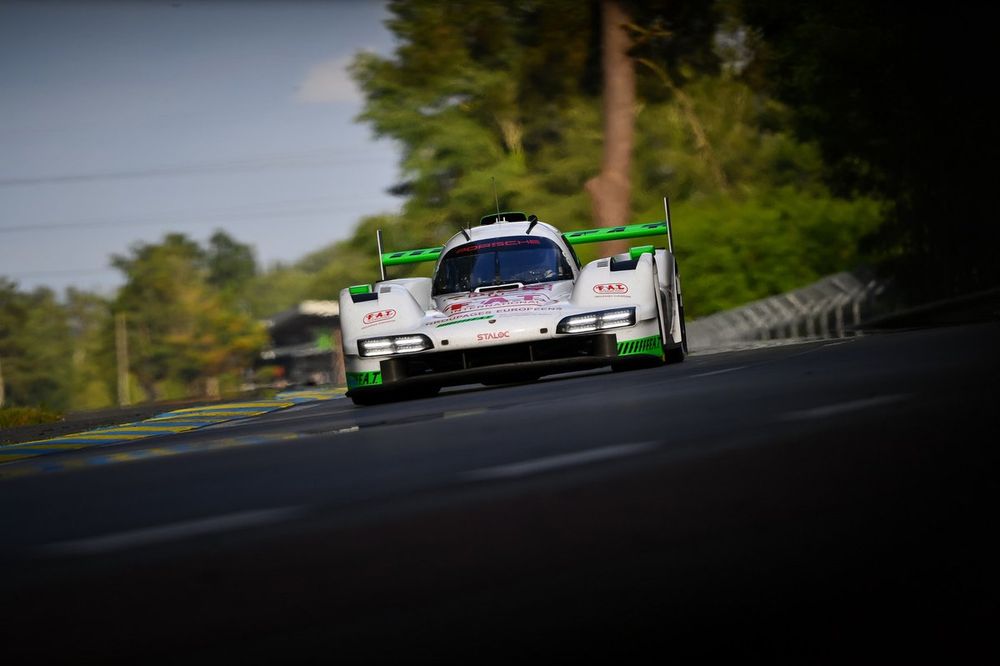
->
[557, 307, 636, 334]
[358, 334, 433, 357]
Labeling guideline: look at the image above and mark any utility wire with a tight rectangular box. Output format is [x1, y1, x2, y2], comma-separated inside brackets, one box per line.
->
[0, 198, 397, 234]
[0, 149, 392, 188]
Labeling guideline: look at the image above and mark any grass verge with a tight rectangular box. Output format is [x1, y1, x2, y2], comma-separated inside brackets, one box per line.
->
[0, 406, 64, 429]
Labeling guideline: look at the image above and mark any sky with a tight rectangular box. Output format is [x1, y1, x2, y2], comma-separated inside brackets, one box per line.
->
[0, 0, 401, 296]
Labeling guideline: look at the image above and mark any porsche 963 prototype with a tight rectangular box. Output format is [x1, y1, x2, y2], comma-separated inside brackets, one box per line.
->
[339, 203, 687, 405]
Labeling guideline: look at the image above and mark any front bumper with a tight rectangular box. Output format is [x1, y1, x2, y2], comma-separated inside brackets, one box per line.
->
[347, 333, 618, 395]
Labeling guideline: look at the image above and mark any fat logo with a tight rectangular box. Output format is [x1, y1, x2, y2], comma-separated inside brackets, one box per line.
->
[363, 309, 396, 325]
[593, 283, 629, 295]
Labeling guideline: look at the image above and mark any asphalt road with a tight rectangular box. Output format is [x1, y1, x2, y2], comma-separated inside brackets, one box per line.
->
[2, 322, 997, 663]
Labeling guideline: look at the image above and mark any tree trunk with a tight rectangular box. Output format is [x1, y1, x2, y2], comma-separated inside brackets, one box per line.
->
[586, 0, 635, 257]
[115, 313, 131, 407]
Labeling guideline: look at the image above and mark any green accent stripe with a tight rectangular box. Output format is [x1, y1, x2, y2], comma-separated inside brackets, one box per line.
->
[629, 244, 655, 259]
[436, 315, 493, 328]
[617, 335, 664, 358]
[565, 220, 667, 246]
[381, 246, 443, 266]
[349, 284, 372, 294]
[346, 371, 383, 389]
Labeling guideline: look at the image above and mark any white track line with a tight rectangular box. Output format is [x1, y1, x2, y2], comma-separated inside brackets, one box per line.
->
[40, 507, 301, 556]
[462, 441, 659, 481]
[780, 394, 907, 421]
[689, 365, 747, 378]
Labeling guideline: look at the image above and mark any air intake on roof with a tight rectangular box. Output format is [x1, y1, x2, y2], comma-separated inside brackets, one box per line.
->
[480, 211, 529, 225]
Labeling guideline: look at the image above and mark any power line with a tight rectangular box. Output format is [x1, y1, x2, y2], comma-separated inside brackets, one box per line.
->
[0, 149, 394, 188]
[2, 267, 118, 278]
[0, 197, 398, 234]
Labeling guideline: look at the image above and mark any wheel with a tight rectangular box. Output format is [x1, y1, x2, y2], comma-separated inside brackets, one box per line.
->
[611, 355, 662, 372]
[350, 391, 387, 406]
[405, 384, 441, 400]
[350, 384, 440, 405]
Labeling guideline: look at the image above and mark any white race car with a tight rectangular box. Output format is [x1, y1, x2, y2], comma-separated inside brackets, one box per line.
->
[339, 206, 687, 405]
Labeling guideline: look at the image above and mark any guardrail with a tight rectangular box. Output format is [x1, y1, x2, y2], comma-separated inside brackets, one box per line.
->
[686, 270, 890, 352]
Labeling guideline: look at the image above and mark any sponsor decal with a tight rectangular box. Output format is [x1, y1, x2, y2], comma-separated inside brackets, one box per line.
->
[593, 282, 629, 295]
[346, 371, 383, 388]
[363, 309, 396, 325]
[477, 331, 511, 341]
[492, 306, 561, 313]
[454, 239, 542, 254]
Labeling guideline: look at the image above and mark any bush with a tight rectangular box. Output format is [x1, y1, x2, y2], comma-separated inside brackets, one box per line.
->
[0, 406, 63, 429]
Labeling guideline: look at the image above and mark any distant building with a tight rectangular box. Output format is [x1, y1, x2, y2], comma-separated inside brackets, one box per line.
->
[259, 300, 344, 387]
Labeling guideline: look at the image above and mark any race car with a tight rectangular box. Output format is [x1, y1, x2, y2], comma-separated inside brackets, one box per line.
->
[338, 204, 687, 405]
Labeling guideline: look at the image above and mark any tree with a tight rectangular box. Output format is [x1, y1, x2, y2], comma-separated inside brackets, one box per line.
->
[63, 288, 114, 410]
[112, 233, 266, 400]
[254, 0, 875, 321]
[0, 279, 73, 410]
[207, 230, 257, 296]
[739, 1, 1000, 299]
[586, 0, 636, 256]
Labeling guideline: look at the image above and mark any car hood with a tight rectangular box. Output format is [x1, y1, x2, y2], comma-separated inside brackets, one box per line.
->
[431, 281, 574, 319]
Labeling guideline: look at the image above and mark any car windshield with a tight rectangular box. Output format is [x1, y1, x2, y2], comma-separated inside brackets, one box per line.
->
[432, 236, 574, 295]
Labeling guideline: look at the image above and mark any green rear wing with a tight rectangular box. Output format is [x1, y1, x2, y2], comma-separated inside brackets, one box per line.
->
[381, 220, 670, 267]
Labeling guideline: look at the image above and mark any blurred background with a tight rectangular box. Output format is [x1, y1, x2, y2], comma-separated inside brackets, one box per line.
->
[1, 0, 995, 420]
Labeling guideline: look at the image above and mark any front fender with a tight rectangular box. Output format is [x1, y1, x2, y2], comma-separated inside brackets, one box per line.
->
[339, 284, 428, 355]
[570, 253, 659, 321]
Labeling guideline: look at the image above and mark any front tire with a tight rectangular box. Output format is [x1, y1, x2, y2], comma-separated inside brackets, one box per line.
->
[481, 371, 542, 386]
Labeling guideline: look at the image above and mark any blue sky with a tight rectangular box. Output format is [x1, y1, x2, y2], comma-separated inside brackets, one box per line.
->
[0, 0, 400, 295]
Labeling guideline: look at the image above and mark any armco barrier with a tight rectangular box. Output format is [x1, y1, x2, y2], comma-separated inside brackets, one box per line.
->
[686, 270, 890, 352]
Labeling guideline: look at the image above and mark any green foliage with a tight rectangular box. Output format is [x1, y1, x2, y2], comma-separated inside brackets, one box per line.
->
[2, 0, 912, 415]
[343, 6, 882, 314]
[64, 289, 114, 411]
[0, 279, 74, 410]
[112, 233, 267, 400]
[739, 1, 999, 298]
[207, 230, 258, 296]
[234, 0, 884, 322]
[0, 406, 62, 429]
[674, 189, 881, 316]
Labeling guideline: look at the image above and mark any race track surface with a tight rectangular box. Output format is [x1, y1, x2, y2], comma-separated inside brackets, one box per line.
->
[1, 322, 997, 663]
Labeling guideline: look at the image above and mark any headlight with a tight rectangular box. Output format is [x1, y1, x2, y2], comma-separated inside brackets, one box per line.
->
[358, 334, 433, 357]
[557, 307, 636, 334]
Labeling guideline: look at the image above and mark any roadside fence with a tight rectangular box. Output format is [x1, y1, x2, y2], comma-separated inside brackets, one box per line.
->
[686, 270, 891, 352]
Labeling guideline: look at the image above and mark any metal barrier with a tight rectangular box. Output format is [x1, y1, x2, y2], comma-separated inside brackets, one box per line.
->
[686, 270, 890, 352]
